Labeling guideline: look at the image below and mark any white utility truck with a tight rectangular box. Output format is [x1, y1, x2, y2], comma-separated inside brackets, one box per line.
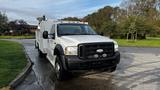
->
[35, 16, 120, 80]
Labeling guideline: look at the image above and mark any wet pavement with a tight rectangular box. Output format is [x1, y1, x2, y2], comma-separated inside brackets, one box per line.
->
[6, 39, 160, 90]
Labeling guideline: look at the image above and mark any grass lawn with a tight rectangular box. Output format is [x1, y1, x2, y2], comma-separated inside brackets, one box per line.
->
[0, 40, 27, 87]
[115, 39, 160, 47]
[0, 36, 34, 39]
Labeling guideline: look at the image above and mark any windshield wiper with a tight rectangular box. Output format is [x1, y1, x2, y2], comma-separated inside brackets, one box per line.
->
[60, 33, 76, 35]
[78, 33, 97, 35]
[60, 33, 97, 36]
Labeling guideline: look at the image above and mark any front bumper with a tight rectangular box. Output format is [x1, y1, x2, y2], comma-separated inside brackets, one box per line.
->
[62, 51, 120, 71]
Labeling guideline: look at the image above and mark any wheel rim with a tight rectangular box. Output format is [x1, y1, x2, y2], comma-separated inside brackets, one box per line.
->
[55, 62, 60, 78]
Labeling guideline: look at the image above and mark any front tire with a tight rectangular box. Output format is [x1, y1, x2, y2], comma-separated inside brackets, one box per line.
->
[110, 66, 117, 72]
[55, 56, 67, 80]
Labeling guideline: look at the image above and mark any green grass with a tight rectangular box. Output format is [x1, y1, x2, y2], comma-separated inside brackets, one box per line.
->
[0, 40, 27, 87]
[115, 39, 160, 47]
[0, 36, 34, 39]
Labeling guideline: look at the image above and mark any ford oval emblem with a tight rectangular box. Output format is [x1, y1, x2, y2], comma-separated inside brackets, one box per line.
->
[96, 49, 104, 53]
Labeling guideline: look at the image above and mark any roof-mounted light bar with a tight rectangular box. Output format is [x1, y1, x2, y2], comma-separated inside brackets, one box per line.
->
[59, 20, 88, 24]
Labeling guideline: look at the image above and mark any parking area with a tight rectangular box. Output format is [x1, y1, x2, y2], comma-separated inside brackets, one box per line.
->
[10, 39, 160, 90]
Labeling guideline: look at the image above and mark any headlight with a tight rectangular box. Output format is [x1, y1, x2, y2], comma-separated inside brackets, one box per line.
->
[114, 41, 119, 52]
[65, 46, 77, 55]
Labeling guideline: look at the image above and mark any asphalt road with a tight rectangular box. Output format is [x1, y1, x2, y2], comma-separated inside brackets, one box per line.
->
[8, 39, 160, 90]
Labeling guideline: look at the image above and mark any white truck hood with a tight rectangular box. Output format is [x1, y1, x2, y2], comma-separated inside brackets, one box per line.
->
[58, 35, 114, 47]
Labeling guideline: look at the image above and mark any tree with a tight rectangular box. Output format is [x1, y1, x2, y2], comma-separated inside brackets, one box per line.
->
[59, 1, 160, 39]
[84, 6, 117, 35]
[118, 0, 160, 39]
[101, 20, 116, 37]
[0, 12, 9, 34]
[9, 19, 29, 35]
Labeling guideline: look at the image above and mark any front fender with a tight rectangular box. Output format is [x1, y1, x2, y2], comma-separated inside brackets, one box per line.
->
[54, 44, 67, 70]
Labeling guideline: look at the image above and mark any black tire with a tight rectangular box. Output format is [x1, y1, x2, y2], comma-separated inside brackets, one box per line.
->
[110, 66, 117, 72]
[55, 56, 67, 81]
[35, 41, 38, 49]
[38, 48, 46, 58]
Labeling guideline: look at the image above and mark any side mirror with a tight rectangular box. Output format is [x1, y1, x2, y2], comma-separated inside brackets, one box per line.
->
[100, 32, 104, 36]
[43, 31, 48, 39]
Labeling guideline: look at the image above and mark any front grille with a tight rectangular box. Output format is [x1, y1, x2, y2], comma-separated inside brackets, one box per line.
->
[78, 42, 114, 59]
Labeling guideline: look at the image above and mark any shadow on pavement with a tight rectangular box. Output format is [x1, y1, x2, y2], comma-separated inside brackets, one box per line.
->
[54, 75, 128, 90]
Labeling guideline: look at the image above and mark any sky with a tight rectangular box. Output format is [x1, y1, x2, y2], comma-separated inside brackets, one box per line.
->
[0, 0, 121, 25]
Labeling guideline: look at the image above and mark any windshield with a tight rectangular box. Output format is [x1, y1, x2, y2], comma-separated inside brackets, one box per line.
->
[57, 24, 97, 36]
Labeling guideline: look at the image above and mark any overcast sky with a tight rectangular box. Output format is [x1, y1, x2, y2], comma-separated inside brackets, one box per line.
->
[0, 0, 121, 25]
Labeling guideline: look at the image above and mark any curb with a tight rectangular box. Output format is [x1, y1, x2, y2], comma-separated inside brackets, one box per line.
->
[9, 44, 33, 89]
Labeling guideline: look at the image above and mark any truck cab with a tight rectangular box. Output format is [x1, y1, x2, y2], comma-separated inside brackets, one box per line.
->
[35, 19, 120, 80]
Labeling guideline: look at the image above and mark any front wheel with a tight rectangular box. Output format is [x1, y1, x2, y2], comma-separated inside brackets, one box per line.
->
[55, 56, 67, 80]
[110, 66, 117, 72]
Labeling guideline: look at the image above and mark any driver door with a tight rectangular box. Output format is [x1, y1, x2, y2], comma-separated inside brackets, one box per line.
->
[47, 24, 56, 62]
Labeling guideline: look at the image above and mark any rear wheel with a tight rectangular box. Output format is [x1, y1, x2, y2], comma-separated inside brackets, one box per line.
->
[35, 41, 38, 49]
[38, 48, 46, 58]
